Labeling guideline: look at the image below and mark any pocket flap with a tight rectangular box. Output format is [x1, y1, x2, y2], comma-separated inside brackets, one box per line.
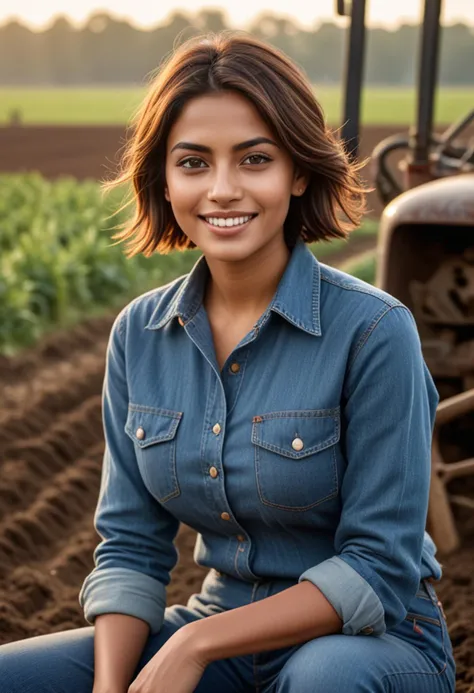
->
[125, 404, 183, 448]
[252, 408, 340, 459]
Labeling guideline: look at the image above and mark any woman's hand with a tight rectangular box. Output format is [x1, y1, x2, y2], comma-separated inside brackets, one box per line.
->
[127, 625, 209, 693]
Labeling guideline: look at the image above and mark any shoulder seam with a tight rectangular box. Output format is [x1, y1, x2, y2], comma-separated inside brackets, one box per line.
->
[348, 304, 411, 373]
[320, 271, 402, 309]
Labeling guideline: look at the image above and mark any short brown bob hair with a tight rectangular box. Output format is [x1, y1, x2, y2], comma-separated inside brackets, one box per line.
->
[105, 31, 367, 257]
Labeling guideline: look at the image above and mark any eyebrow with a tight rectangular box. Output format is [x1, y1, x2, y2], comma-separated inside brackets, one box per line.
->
[170, 137, 279, 154]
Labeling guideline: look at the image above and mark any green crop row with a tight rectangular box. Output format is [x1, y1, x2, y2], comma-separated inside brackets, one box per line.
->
[0, 173, 376, 356]
[0, 173, 202, 355]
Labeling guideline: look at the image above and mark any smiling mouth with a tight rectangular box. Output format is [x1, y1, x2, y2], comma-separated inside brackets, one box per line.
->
[198, 213, 258, 229]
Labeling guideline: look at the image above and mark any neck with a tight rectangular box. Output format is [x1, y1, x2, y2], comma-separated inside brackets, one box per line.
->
[204, 239, 291, 319]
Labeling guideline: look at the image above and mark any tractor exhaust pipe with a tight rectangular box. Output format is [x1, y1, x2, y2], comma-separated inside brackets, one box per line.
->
[410, 0, 443, 168]
[338, 0, 367, 161]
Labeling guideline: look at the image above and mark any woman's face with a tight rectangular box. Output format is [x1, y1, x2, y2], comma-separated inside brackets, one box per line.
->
[164, 90, 306, 263]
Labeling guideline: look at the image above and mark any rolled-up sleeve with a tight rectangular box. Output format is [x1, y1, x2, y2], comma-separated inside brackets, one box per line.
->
[79, 307, 180, 634]
[298, 304, 439, 636]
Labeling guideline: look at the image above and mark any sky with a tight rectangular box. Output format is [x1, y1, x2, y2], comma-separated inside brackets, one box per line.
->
[1, 0, 474, 31]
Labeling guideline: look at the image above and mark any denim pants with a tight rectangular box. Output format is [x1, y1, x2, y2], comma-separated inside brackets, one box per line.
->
[0, 569, 456, 693]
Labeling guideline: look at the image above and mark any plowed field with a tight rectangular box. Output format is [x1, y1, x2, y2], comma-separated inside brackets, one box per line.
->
[0, 296, 473, 692]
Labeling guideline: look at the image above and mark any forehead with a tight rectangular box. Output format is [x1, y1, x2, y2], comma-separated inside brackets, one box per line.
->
[167, 91, 274, 147]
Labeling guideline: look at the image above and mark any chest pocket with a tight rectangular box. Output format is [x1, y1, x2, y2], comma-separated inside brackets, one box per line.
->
[125, 404, 182, 504]
[251, 408, 340, 511]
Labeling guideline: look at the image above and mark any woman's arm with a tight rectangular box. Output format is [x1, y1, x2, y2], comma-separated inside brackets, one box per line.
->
[79, 308, 180, 684]
[187, 580, 341, 664]
[294, 304, 440, 636]
[93, 614, 150, 693]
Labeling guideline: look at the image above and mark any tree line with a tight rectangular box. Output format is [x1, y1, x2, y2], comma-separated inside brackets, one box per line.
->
[1, 9, 473, 86]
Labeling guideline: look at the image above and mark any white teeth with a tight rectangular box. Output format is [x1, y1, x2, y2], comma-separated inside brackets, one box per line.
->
[205, 215, 252, 228]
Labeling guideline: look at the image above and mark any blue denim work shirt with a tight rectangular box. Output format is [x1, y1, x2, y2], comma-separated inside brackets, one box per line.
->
[79, 239, 442, 638]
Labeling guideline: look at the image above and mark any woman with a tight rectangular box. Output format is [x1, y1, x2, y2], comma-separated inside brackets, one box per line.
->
[0, 32, 456, 693]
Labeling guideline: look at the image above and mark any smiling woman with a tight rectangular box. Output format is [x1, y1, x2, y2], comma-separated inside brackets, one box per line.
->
[0, 30, 456, 693]
[163, 91, 308, 267]
[103, 32, 366, 259]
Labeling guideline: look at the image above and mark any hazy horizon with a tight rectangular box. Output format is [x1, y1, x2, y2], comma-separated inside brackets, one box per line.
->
[2, 0, 474, 31]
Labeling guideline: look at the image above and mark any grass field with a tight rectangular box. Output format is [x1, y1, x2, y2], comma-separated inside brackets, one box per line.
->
[0, 86, 472, 126]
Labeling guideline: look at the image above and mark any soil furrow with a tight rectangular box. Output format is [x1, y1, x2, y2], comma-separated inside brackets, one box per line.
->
[0, 448, 103, 580]
[0, 315, 114, 386]
[4, 394, 103, 462]
[0, 339, 108, 424]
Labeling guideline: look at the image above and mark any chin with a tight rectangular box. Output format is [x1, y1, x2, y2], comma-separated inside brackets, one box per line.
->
[204, 238, 266, 262]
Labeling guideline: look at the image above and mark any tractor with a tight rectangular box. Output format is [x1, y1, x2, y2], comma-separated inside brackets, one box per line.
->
[337, 0, 474, 554]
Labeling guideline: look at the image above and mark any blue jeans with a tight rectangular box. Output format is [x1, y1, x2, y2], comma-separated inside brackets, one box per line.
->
[0, 570, 456, 692]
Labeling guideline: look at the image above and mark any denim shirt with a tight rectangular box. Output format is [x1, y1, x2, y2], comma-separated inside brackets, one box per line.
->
[79, 239, 441, 638]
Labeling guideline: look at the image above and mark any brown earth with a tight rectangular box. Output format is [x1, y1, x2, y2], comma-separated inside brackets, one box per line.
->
[0, 125, 473, 690]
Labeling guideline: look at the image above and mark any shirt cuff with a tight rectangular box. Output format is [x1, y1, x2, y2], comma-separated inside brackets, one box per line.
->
[298, 556, 385, 636]
[79, 567, 167, 634]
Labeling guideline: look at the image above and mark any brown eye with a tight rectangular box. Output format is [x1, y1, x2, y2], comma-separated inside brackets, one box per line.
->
[243, 154, 271, 165]
[179, 157, 206, 169]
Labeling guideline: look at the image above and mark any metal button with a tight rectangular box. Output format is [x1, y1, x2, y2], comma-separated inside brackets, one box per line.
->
[178, 316, 185, 326]
[291, 437, 304, 451]
[136, 427, 145, 440]
[237, 534, 245, 542]
[212, 423, 221, 435]
[209, 466, 218, 478]
[230, 362, 240, 374]
[221, 512, 230, 521]
[360, 626, 374, 635]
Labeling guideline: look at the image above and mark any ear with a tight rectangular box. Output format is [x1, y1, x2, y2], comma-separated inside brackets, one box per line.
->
[164, 185, 170, 202]
[291, 172, 309, 197]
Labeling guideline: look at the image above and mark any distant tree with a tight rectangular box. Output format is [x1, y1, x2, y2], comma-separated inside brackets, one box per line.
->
[41, 15, 81, 85]
[195, 9, 227, 34]
[0, 20, 38, 84]
[142, 12, 199, 84]
[439, 22, 474, 84]
[365, 27, 415, 85]
[0, 12, 472, 87]
[78, 13, 144, 84]
[307, 21, 344, 83]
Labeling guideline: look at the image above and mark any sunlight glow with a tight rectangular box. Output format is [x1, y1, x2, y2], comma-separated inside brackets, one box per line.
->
[1, 0, 474, 32]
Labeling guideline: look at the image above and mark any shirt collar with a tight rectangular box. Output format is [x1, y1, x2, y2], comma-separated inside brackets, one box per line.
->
[145, 239, 322, 336]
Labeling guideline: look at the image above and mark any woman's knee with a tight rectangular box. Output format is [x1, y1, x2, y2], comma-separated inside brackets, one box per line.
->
[274, 635, 384, 693]
[0, 627, 95, 693]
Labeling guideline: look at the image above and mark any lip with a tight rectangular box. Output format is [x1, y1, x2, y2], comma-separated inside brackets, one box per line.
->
[199, 212, 258, 218]
[199, 214, 258, 237]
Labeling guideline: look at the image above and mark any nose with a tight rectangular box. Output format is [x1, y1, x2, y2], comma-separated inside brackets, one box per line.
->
[207, 166, 243, 204]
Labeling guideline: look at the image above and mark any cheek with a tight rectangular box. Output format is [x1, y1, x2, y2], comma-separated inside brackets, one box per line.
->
[166, 173, 201, 211]
[252, 168, 294, 207]
[256, 183, 293, 216]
